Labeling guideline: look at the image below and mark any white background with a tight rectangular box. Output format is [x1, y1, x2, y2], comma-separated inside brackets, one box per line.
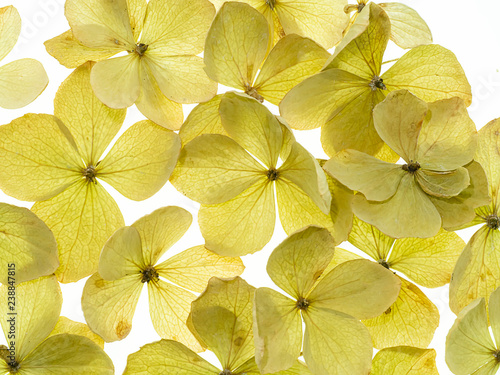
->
[1, 0, 500, 374]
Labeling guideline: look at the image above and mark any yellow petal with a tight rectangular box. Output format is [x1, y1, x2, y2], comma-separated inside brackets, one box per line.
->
[383, 44, 472, 105]
[65, 0, 134, 50]
[148, 280, 200, 351]
[416, 168, 470, 198]
[353, 174, 442, 238]
[308, 259, 400, 319]
[253, 287, 302, 374]
[98, 226, 144, 281]
[348, 216, 395, 262]
[236, 357, 312, 375]
[0, 203, 58, 285]
[275, 0, 348, 49]
[429, 161, 490, 230]
[324, 149, 405, 201]
[416, 97, 477, 171]
[90, 54, 141, 108]
[171, 134, 265, 204]
[141, 0, 215, 55]
[81, 273, 143, 342]
[123, 340, 219, 375]
[199, 180, 275, 256]
[136, 62, 183, 130]
[144, 54, 217, 104]
[389, 229, 465, 288]
[372, 90, 427, 162]
[0, 276, 61, 361]
[179, 95, 226, 145]
[127, 0, 147, 40]
[446, 298, 498, 375]
[277, 161, 353, 245]
[204, 2, 269, 90]
[278, 142, 331, 214]
[267, 226, 335, 300]
[0, 6, 21, 61]
[48, 316, 105, 349]
[371, 346, 439, 375]
[44, 30, 118, 69]
[379, 3, 433, 49]
[363, 278, 439, 349]
[20, 334, 114, 374]
[476, 118, 500, 203]
[324, 2, 389, 80]
[279, 68, 369, 131]
[0, 114, 81, 201]
[54, 62, 126, 164]
[32, 180, 124, 283]
[156, 245, 244, 293]
[489, 287, 500, 350]
[254, 34, 330, 105]
[220, 92, 283, 168]
[98, 120, 181, 201]
[190, 277, 255, 369]
[0, 59, 48, 109]
[449, 226, 500, 314]
[132, 206, 192, 266]
[303, 307, 372, 375]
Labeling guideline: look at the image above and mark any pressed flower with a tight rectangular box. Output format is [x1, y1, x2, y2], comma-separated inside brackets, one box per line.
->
[371, 346, 439, 375]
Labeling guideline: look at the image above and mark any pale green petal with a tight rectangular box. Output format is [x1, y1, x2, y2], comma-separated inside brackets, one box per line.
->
[48, 316, 104, 349]
[0, 6, 21, 61]
[371, 346, 438, 375]
[416, 168, 470, 198]
[348, 216, 395, 262]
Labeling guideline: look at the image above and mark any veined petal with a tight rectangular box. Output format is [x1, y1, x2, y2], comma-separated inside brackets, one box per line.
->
[371, 347, 438, 375]
[141, 0, 215, 55]
[54, 62, 126, 164]
[204, 2, 269, 90]
[323, 149, 405, 201]
[0, 203, 58, 285]
[235, 357, 312, 375]
[82, 273, 143, 342]
[199, 180, 275, 256]
[383, 44, 472, 106]
[476, 118, 500, 205]
[0, 114, 82, 202]
[90, 54, 141, 108]
[0, 6, 21, 61]
[48, 317, 104, 349]
[489, 287, 500, 350]
[65, 0, 135, 50]
[348, 216, 395, 262]
[156, 245, 244, 293]
[254, 34, 330, 105]
[267, 226, 335, 300]
[379, 3, 433, 49]
[44, 30, 118, 69]
[0, 59, 48, 109]
[99, 120, 180, 201]
[353, 174, 442, 238]
[170, 134, 265, 205]
[127, 0, 147, 40]
[253, 288, 302, 374]
[32, 180, 124, 283]
[416, 167, 470, 198]
[275, 0, 349, 50]
[148, 280, 200, 352]
[123, 340, 219, 375]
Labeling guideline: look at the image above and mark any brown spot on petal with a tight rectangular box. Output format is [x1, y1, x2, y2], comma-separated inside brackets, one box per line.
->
[115, 321, 132, 339]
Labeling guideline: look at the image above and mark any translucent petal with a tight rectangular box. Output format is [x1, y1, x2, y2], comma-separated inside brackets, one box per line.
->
[81, 273, 143, 342]
[148, 280, 200, 352]
[371, 346, 438, 375]
[32, 180, 124, 283]
[489, 287, 500, 351]
[267, 226, 335, 300]
[54, 62, 126, 164]
[416, 167, 471, 198]
[204, 2, 269, 90]
[236, 357, 312, 375]
[127, 0, 147, 40]
[199, 180, 275, 257]
[0, 59, 49, 109]
[98, 120, 181, 200]
[170, 134, 265, 205]
[253, 287, 302, 374]
[0, 203, 58, 285]
[476, 118, 500, 204]
[0, 6, 21, 61]
[156, 245, 244, 293]
[48, 316, 104, 349]
[0, 114, 81, 201]
[348, 216, 395, 262]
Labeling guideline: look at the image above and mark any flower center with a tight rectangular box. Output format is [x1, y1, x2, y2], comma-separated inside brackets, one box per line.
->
[402, 161, 420, 174]
[265, 0, 276, 10]
[486, 214, 500, 230]
[140, 266, 159, 283]
[296, 297, 309, 310]
[358, 2, 366, 12]
[135, 43, 148, 56]
[83, 165, 97, 183]
[9, 361, 20, 373]
[494, 349, 500, 362]
[244, 84, 264, 103]
[267, 168, 279, 181]
[378, 259, 391, 270]
[220, 370, 233, 375]
[369, 75, 386, 91]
